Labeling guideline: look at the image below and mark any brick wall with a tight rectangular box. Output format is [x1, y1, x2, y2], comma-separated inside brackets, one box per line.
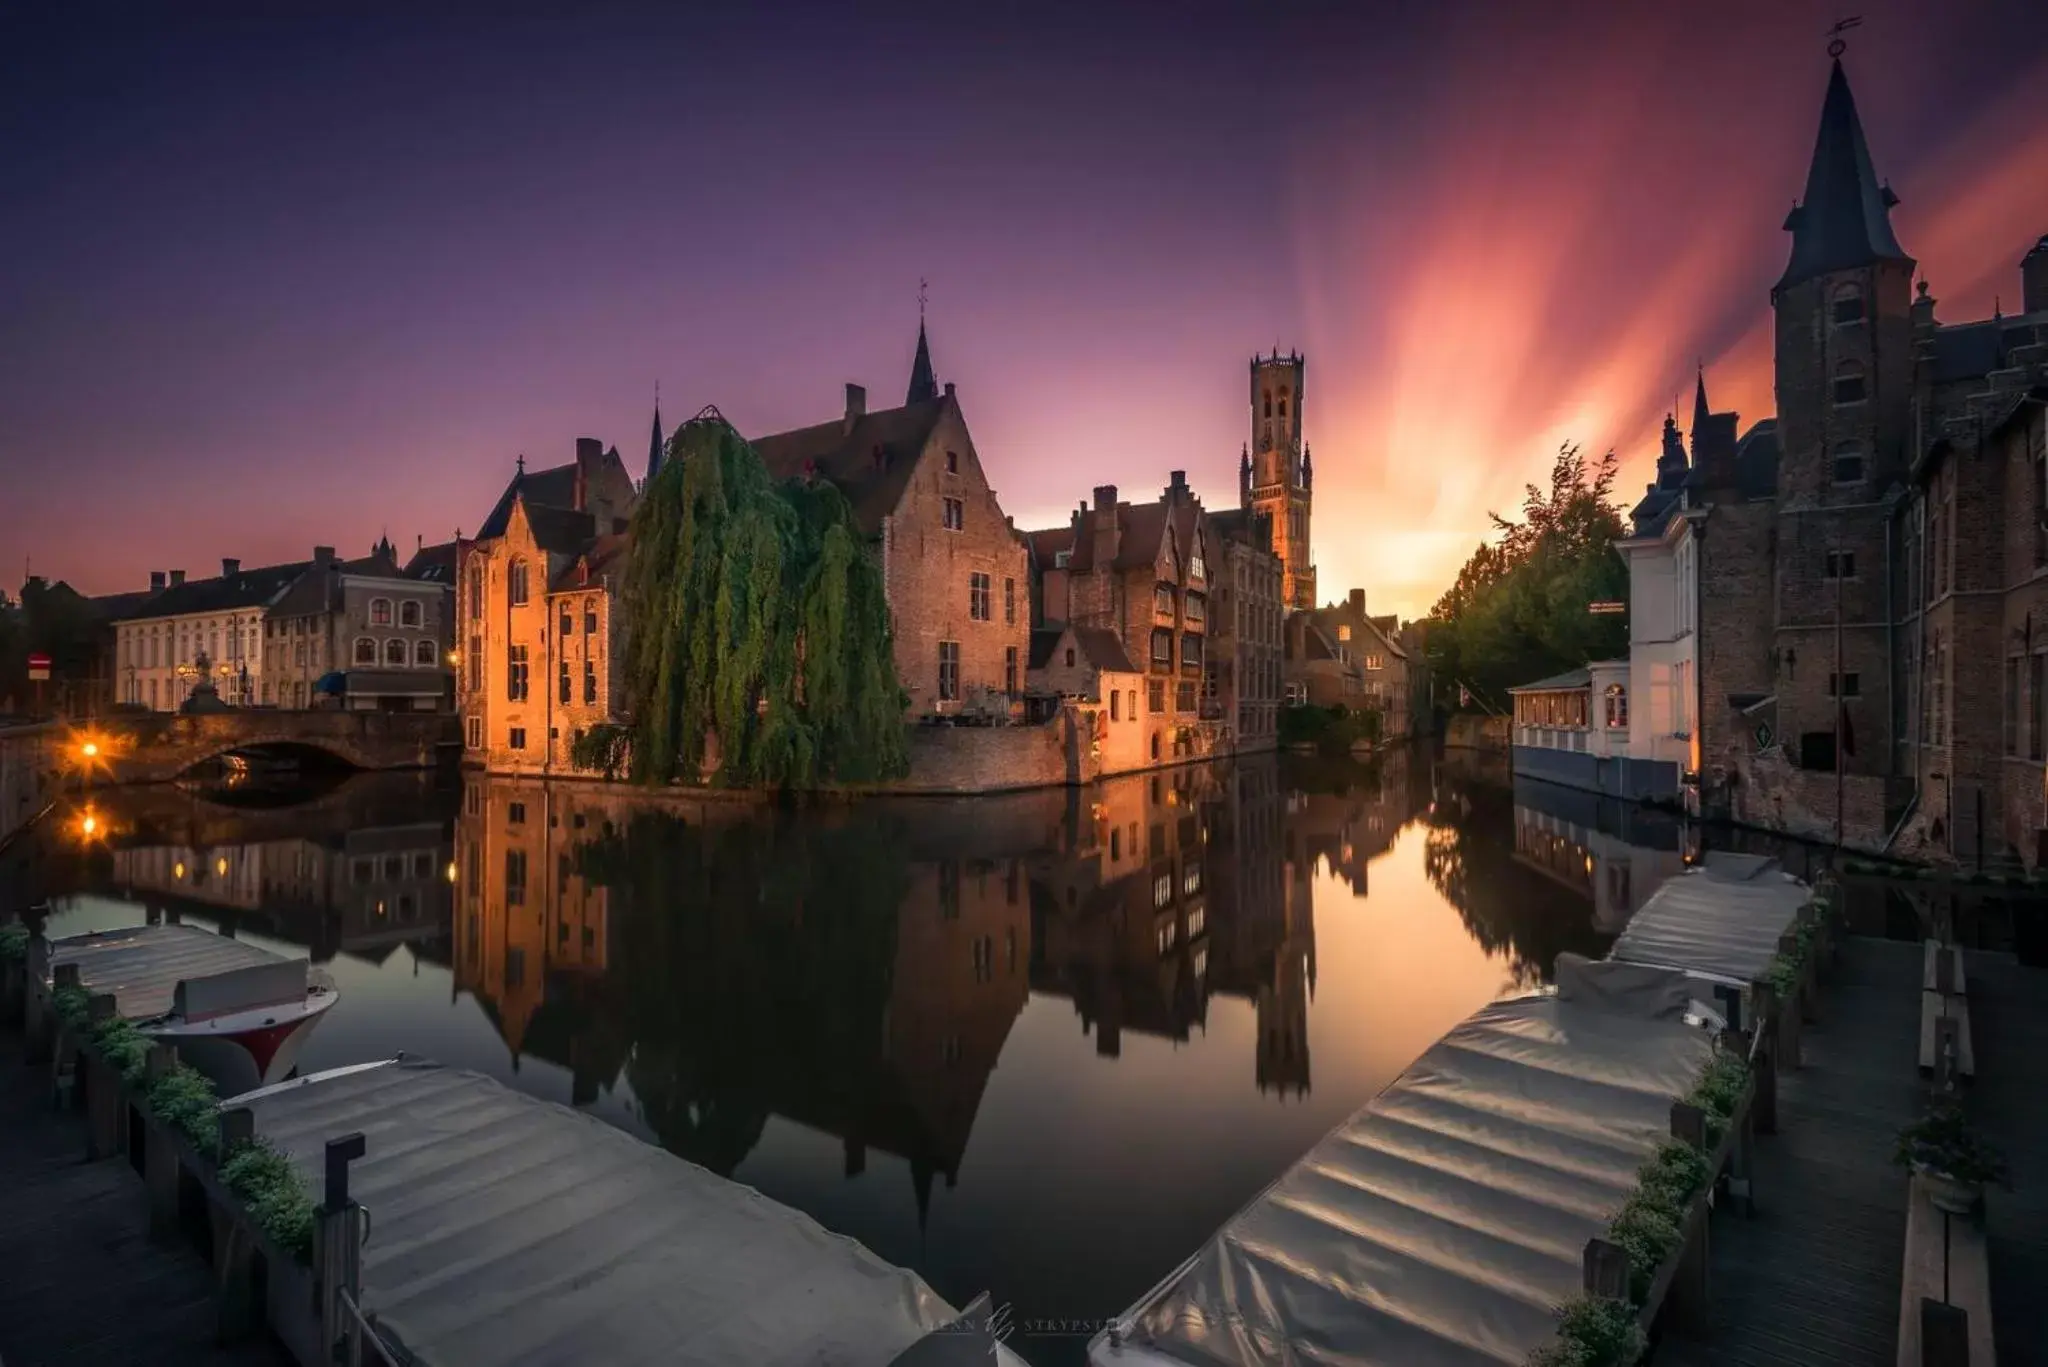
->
[1696, 498, 1775, 780]
[884, 404, 1031, 715]
[1729, 748, 1890, 851]
[884, 716, 1077, 793]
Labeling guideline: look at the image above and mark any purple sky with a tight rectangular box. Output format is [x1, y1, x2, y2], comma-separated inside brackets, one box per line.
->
[5, 0, 2047, 618]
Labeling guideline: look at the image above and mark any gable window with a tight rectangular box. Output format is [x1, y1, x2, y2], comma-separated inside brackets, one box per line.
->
[1831, 285, 1865, 327]
[1831, 443, 1865, 485]
[1824, 550, 1856, 579]
[369, 598, 393, 626]
[584, 658, 597, 704]
[508, 560, 530, 606]
[1065, 647, 1076, 667]
[507, 644, 530, 701]
[945, 450, 959, 474]
[414, 639, 437, 666]
[969, 571, 991, 621]
[1003, 577, 1015, 625]
[938, 640, 961, 701]
[1337, 623, 1351, 641]
[1832, 361, 1866, 406]
[942, 497, 964, 531]
[399, 600, 422, 628]
[1190, 537, 1206, 582]
[1604, 683, 1628, 728]
[353, 637, 377, 665]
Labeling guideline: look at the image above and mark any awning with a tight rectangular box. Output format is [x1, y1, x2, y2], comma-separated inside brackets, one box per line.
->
[343, 668, 445, 697]
[1608, 852, 1809, 986]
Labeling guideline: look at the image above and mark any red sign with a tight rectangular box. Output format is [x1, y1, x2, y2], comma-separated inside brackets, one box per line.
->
[26, 652, 50, 682]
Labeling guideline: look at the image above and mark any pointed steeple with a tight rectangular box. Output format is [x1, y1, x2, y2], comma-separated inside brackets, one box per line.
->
[646, 393, 665, 485]
[1657, 413, 1688, 487]
[1778, 59, 1910, 291]
[906, 321, 938, 404]
[1692, 367, 1711, 435]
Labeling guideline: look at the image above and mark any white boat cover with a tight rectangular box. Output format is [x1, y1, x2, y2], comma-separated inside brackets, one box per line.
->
[232, 1058, 975, 1367]
[44, 923, 297, 1020]
[1607, 852, 1810, 987]
[1091, 978, 1713, 1367]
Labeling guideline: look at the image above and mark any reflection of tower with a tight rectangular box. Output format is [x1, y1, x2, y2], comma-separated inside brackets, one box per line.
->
[1244, 350, 1316, 610]
[1256, 882, 1315, 1098]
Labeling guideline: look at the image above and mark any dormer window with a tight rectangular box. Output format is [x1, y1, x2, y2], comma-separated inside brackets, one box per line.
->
[1190, 536, 1206, 582]
[1831, 285, 1864, 327]
[945, 450, 959, 474]
[1832, 361, 1867, 406]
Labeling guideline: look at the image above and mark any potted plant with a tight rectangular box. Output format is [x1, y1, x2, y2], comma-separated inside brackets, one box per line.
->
[1895, 1104, 2010, 1214]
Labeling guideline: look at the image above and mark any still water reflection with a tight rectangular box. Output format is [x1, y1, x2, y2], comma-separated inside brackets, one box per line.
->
[23, 749, 1682, 1365]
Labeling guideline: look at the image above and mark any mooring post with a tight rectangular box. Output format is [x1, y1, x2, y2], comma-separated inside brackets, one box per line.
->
[315, 1132, 369, 1367]
[1748, 981, 1778, 1136]
[1583, 1236, 1631, 1301]
[1716, 1030, 1755, 1215]
[212, 1107, 260, 1344]
[143, 1042, 182, 1240]
[48, 963, 82, 1103]
[84, 992, 123, 1158]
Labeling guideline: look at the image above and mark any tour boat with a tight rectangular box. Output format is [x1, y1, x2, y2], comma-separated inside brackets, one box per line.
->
[37, 923, 337, 1095]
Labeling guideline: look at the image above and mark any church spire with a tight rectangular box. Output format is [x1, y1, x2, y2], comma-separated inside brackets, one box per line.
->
[1692, 366, 1711, 435]
[646, 389, 665, 485]
[906, 320, 938, 404]
[1778, 56, 1909, 292]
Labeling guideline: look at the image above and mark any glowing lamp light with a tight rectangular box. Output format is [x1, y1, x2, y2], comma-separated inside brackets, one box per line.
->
[445, 861, 459, 884]
[81, 741, 99, 759]
[216, 857, 229, 877]
[173, 861, 186, 880]
[80, 814, 97, 837]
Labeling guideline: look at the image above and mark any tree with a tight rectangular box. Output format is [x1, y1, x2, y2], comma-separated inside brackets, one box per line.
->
[1424, 444, 1630, 708]
[613, 411, 909, 789]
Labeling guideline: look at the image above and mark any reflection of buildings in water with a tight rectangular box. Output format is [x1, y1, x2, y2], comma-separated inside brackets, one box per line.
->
[113, 842, 267, 912]
[1030, 759, 1313, 1097]
[1509, 780, 1691, 935]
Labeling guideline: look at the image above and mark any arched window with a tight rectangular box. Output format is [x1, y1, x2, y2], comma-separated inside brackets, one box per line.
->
[1831, 442, 1865, 485]
[384, 638, 407, 666]
[369, 598, 393, 626]
[1832, 361, 1867, 406]
[414, 639, 438, 666]
[467, 564, 484, 621]
[1831, 284, 1864, 327]
[1604, 683, 1628, 728]
[1262, 390, 1272, 418]
[399, 600, 422, 628]
[508, 560, 530, 606]
[353, 637, 377, 665]
[1278, 387, 1289, 419]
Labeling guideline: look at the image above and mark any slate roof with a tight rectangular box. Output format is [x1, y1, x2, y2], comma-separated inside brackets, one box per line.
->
[750, 397, 948, 538]
[404, 541, 458, 583]
[1064, 498, 1206, 577]
[1072, 626, 1139, 674]
[477, 464, 580, 540]
[1028, 627, 1064, 670]
[548, 533, 629, 592]
[1928, 312, 2048, 385]
[524, 504, 598, 555]
[111, 560, 312, 623]
[1778, 60, 1911, 291]
[1508, 667, 1592, 693]
[88, 588, 159, 623]
[1732, 420, 1781, 498]
[1023, 525, 1073, 570]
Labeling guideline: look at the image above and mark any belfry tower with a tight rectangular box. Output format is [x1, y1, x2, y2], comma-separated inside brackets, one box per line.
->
[1242, 349, 1315, 610]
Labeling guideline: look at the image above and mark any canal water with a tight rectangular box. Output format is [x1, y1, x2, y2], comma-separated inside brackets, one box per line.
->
[18, 746, 1710, 1365]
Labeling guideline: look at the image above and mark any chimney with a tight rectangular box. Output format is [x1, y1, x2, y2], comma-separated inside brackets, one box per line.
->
[2023, 234, 2048, 315]
[314, 545, 335, 568]
[844, 382, 866, 433]
[149, 571, 166, 593]
[1092, 486, 1120, 567]
[573, 437, 602, 511]
[221, 557, 240, 578]
[1167, 470, 1188, 503]
[943, 382, 955, 399]
[1348, 588, 1366, 620]
[168, 569, 186, 587]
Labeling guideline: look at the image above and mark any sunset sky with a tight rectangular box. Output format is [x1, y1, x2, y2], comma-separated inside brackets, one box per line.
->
[5, 0, 2047, 619]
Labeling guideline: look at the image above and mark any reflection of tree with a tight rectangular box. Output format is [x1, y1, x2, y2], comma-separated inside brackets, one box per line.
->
[576, 809, 910, 1177]
[1422, 775, 1610, 987]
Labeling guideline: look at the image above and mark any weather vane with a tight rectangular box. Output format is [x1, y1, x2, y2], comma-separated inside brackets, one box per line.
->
[918, 277, 928, 322]
[1827, 15, 1861, 58]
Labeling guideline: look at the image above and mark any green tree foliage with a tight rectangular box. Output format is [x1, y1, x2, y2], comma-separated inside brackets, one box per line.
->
[616, 413, 909, 789]
[1425, 444, 1630, 710]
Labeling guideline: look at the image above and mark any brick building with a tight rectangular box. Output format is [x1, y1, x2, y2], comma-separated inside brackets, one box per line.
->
[752, 325, 1031, 717]
[261, 538, 455, 712]
[1207, 508, 1285, 749]
[1289, 589, 1415, 740]
[1243, 350, 1317, 611]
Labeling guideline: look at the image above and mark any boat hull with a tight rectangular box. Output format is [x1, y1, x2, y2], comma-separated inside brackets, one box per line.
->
[146, 989, 338, 1096]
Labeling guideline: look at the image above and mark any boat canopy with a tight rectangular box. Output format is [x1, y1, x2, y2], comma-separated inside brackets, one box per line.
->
[1090, 959, 1714, 1367]
[231, 1057, 1017, 1367]
[1607, 852, 1810, 987]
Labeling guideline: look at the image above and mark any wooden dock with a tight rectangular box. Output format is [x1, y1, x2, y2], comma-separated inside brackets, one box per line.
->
[1655, 936, 1924, 1367]
[0, 1033, 286, 1367]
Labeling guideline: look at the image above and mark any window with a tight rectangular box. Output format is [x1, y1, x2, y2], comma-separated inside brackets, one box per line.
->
[945, 450, 959, 474]
[1824, 550, 1856, 579]
[1605, 683, 1628, 728]
[505, 850, 527, 906]
[560, 607, 573, 637]
[1154, 584, 1176, 616]
[1065, 647, 1076, 667]
[1153, 874, 1173, 910]
[1832, 361, 1866, 406]
[468, 564, 484, 620]
[466, 715, 482, 749]
[1190, 537, 1205, 582]
[938, 641, 961, 701]
[369, 598, 393, 626]
[1003, 577, 1015, 625]
[969, 572, 991, 620]
[399, 600, 422, 628]
[942, 497, 964, 531]
[414, 639, 437, 666]
[1184, 866, 1203, 900]
[384, 638, 406, 665]
[1148, 679, 1166, 713]
[1128, 689, 1137, 719]
[1110, 691, 1120, 721]
[508, 560, 530, 606]
[507, 644, 529, 701]
[1337, 624, 1350, 641]
[1180, 633, 1203, 670]
[509, 726, 527, 750]
[1176, 680, 1196, 712]
[1831, 443, 1865, 484]
[294, 640, 306, 667]
[585, 603, 597, 635]
[353, 637, 377, 665]
[1827, 672, 1861, 699]
[559, 658, 572, 703]
[1151, 629, 1173, 668]
[1366, 653, 1384, 670]
[1831, 285, 1864, 327]
[1262, 390, 1272, 418]
[1003, 646, 1017, 695]
[467, 633, 482, 686]
[1184, 594, 1204, 626]
[584, 659, 597, 704]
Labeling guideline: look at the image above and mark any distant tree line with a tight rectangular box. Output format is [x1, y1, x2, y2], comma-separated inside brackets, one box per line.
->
[1423, 443, 1630, 712]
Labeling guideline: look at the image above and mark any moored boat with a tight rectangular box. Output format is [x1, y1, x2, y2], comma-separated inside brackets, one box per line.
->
[32, 923, 335, 1095]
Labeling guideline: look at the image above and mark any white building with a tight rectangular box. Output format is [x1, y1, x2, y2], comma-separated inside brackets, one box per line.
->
[113, 558, 306, 711]
[1613, 500, 1701, 781]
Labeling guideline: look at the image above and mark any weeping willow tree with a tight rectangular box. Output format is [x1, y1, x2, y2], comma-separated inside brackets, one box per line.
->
[610, 411, 908, 789]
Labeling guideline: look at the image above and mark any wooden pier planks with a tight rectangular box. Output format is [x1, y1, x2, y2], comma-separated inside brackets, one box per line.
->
[1653, 936, 1924, 1366]
[0, 1033, 286, 1367]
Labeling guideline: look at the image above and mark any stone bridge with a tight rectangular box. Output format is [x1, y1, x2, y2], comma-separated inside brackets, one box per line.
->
[101, 710, 460, 783]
